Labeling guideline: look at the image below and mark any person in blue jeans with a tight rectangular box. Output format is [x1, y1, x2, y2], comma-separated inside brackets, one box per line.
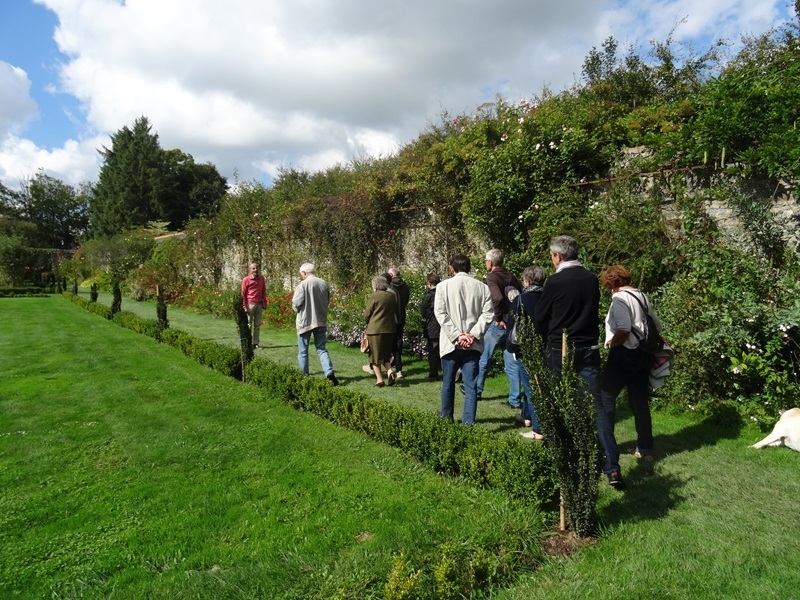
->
[468, 249, 522, 404]
[435, 253, 493, 426]
[292, 263, 338, 386]
[506, 265, 547, 440]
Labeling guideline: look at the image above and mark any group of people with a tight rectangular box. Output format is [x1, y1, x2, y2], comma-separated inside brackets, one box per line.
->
[241, 233, 662, 491]
[431, 236, 661, 490]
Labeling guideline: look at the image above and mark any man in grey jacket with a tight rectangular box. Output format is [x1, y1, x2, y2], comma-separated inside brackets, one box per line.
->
[434, 253, 493, 426]
[292, 263, 338, 385]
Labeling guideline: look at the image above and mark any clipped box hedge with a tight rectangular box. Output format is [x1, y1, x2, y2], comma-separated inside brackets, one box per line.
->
[1, 287, 51, 298]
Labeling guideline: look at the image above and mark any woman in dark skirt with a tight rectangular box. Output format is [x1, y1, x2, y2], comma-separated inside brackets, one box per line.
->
[364, 276, 398, 387]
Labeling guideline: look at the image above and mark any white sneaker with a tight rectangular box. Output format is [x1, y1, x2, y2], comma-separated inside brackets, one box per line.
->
[395, 371, 403, 379]
[362, 364, 373, 373]
[519, 430, 544, 441]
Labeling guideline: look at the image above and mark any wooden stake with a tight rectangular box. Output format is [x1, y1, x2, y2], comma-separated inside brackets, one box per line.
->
[560, 330, 568, 531]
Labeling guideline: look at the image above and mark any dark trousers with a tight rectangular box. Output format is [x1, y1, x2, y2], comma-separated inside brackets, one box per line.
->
[392, 324, 405, 371]
[600, 346, 653, 472]
[426, 337, 441, 378]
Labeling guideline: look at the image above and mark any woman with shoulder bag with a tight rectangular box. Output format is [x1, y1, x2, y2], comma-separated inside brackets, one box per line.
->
[598, 265, 663, 490]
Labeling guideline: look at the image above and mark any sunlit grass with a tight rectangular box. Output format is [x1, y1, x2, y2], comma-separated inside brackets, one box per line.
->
[0, 299, 545, 598]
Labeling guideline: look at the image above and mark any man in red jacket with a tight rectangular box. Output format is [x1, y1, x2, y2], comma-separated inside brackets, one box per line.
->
[241, 263, 267, 349]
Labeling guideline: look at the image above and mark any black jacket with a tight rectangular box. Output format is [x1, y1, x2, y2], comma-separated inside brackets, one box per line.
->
[391, 276, 411, 326]
[534, 266, 600, 348]
[420, 287, 440, 339]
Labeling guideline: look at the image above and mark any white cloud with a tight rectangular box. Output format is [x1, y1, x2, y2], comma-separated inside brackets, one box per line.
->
[0, 133, 104, 189]
[0, 0, 791, 190]
[0, 62, 38, 137]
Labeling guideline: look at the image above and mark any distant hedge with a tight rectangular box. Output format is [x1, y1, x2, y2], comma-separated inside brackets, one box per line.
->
[0, 287, 51, 298]
[62, 293, 557, 508]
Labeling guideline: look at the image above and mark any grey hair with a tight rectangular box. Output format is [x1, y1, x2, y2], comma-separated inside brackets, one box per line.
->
[372, 276, 389, 291]
[485, 248, 504, 267]
[299, 262, 315, 274]
[522, 265, 546, 286]
[388, 267, 400, 277]
[550, 235, 579, 261]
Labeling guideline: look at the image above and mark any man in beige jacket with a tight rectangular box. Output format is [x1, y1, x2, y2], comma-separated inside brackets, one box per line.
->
[434, 253, 493, 425]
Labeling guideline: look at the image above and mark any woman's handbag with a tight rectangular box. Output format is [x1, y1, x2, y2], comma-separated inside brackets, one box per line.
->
[360, 333, 370, 353]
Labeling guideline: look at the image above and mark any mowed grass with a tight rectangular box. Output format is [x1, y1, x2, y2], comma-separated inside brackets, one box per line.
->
[8, 294, 800, 599]
[0, 298, 545, 598]
[90, 291, 556, 435]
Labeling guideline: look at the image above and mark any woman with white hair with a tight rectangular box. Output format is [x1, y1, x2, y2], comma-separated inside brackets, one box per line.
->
[363, 275, 398, 387]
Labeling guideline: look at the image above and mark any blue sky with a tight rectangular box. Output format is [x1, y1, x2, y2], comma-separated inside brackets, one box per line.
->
[0, 0, 794, 191]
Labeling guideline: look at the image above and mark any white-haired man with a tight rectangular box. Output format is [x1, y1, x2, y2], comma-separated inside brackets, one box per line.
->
[292, 263, 339, 386]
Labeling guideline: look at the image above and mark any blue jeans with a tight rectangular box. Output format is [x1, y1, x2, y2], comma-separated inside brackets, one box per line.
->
[600, 346, 652, 472]
[513, 353, 541, 432]
[476, 322, 507, 397]
[441, 349, 481, 426]
[297, 327, 334, 377]
[504, 349, 522, 407]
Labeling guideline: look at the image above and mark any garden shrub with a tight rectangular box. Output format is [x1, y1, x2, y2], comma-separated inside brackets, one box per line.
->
[0, 287, 50, 298]
[112, 311, 162, 340]
[519, 320, 600, 537]
[86, 301, 112, 320]
[160, 327, 242, 380]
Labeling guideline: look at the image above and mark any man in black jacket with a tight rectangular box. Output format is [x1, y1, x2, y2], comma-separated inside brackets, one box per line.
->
[534, 235, 624, 490]
[387, 267, 410, 377]
[420, 272, 442, 380]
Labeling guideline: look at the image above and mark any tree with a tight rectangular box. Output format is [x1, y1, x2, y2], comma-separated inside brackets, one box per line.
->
[91, 116, 227, 237]
[18, 171, 89, 249]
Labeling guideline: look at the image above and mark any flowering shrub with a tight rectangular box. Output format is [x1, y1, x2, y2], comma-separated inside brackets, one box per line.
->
[179, 283, 237, 319]
[326, 287, 368, 346]
[262, 288, 295, 328]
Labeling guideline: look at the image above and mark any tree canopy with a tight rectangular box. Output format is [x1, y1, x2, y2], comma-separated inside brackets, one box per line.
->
[90, 117, 227, 237]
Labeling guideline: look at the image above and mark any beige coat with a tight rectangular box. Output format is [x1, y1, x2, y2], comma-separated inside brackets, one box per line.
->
[434, 272, 493, 357]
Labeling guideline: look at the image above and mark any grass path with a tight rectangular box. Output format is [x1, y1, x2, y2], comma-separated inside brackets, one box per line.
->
[45, 294, 800, 597]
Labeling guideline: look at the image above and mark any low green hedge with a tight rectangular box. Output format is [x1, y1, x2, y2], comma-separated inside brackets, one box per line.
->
[113, 311, 162, 339]
[63, 294, 557, 508]
[1, 287, 51, 298]
[64, 291, 111, 318]
[159, 328, 242, 380]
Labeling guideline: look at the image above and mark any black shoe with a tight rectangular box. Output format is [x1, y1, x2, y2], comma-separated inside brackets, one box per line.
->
[327, 373, 339, 386]
[607, 470, 626, 491]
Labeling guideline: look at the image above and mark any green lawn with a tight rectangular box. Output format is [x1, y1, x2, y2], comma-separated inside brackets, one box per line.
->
[91, 291, 540, 434]
[0, 298, 544, 598]
[4, 295, 800, 599]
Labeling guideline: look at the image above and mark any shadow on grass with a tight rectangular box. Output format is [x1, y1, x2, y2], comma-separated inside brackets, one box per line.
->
[629, 403, 745, 460]
[599, 404, 744, 528]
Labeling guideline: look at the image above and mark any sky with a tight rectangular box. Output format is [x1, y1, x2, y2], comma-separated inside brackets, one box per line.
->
[0, 0, 794, 192]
